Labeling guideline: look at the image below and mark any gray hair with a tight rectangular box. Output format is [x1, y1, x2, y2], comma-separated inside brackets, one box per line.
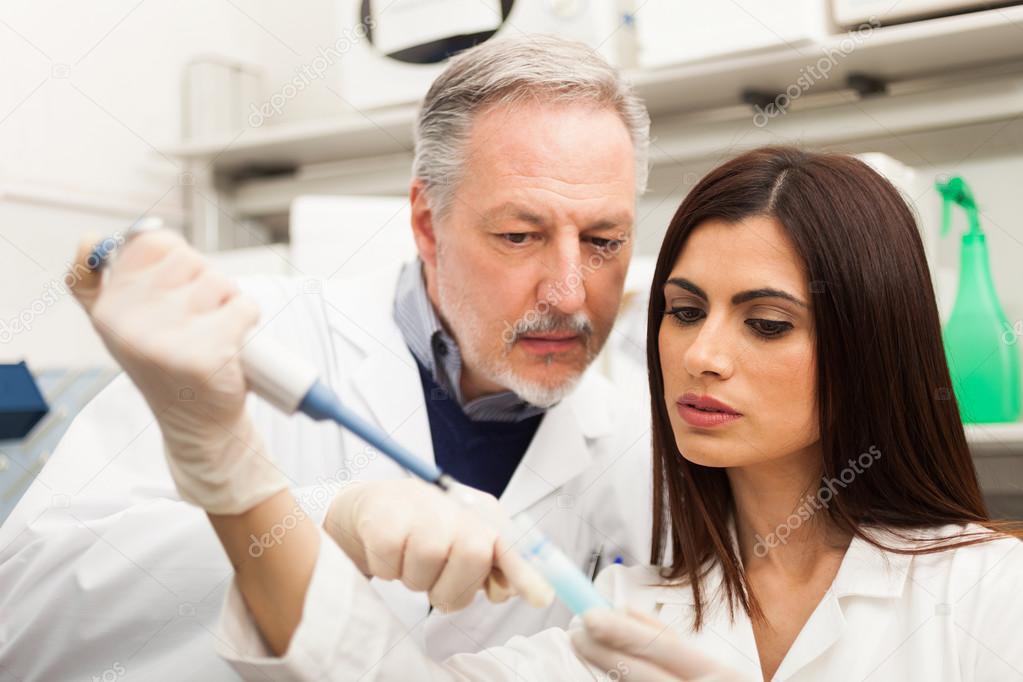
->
[412, 35, 651, 219]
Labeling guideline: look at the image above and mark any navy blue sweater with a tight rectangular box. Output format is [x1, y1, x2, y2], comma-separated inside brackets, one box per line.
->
[415, 359, 544, 498]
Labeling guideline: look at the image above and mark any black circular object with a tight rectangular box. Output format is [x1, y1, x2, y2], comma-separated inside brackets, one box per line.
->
[360, 0, 515, 64]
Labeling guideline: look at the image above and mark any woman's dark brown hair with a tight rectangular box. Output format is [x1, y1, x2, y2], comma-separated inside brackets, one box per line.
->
[646, 146, 1019, 627]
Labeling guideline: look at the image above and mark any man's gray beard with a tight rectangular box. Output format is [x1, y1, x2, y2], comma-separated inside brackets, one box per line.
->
[437, 278, 597, 408]
[476, 352, 586, 408]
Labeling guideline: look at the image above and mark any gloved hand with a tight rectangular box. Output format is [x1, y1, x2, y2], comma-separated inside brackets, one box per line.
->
[571, 608, 753, 681]
[324, 478, 555, 612]
[70, 230, 288, 514]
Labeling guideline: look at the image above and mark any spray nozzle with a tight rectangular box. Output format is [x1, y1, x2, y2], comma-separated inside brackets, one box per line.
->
[935, 175, 982, 238]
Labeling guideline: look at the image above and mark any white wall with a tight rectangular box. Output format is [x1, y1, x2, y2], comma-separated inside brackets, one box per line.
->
[0, 0, 354, 369]
[3, 1, 1022, 370]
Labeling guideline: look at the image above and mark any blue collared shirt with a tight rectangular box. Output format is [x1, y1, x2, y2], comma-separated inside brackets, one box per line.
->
[391, 260, 546, 423]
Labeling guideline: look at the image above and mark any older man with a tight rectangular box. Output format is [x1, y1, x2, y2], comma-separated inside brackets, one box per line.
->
[0, 35, 652, 680]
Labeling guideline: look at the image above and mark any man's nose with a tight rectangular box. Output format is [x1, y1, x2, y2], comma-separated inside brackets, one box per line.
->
[538, 236, 586, 314]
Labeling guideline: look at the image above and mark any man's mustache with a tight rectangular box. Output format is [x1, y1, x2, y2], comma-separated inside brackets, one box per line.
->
[501, 312, 593, 346]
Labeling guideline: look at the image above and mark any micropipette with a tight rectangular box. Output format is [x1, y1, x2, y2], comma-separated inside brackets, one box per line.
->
[245, 324, 612, 615]
[87, 224, 611, 615]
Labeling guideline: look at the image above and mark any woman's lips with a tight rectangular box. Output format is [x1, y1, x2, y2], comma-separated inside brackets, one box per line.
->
[675, 393, 742, 428]
[518, 334, 580, 354]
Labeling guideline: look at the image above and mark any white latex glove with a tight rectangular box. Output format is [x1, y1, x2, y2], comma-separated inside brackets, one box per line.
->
[571, 608, 753, 682]
[70, 230, 288, 514]
[324, 479, 555, 612]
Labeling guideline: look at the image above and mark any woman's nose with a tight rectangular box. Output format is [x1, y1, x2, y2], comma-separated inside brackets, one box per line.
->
[682, 320, 736, 379]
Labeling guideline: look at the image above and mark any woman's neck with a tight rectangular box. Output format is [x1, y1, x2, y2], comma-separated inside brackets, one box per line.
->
[727, 449, 851, 577]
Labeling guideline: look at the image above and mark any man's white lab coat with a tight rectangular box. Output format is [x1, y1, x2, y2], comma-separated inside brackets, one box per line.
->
[0, 263, 652, 681]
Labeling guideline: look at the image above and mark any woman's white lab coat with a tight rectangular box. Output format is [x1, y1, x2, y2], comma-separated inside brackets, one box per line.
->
[218, 524, 1023, 681]
[0, 264, 652, 681]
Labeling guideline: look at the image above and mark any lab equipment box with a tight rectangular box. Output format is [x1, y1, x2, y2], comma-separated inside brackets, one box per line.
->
[634, 0, 831, 70]
[832, 0, 1023, 27]
[337, 0, 636, 111]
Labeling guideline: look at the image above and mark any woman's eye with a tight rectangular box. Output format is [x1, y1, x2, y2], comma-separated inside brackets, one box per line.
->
[746, 319, 793, 338]
[665, 307, 704, 325]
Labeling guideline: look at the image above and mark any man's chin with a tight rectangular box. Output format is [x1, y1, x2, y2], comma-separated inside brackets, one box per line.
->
[500, 365, 585, 407]
[532, 362, 584, 380]
[470, 339, 600, 407]
[511, 380, 577, 408]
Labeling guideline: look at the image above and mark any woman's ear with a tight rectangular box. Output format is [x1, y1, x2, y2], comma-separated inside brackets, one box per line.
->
[409, 179, 438, 269]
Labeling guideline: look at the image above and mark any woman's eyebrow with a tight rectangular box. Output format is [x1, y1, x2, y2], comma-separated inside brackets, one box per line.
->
[664, 278, 807, 308]
[664, 277, 707, 300]
[731, 288, 807, 308]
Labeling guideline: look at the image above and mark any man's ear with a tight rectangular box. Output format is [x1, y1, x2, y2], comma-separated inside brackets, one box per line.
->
[409, 179, 438, 269]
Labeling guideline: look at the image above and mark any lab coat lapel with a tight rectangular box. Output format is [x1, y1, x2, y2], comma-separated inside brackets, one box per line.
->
[322, 263, 436, 472]
[612, 527, 917, 682]
[347, 346, 433, 467]
[499, 370, 613, 517]
[774, 531, 913, 680]
[831, 529, 913, 600]
[650, 564, 763, 678]
[772, 592, 845, 680]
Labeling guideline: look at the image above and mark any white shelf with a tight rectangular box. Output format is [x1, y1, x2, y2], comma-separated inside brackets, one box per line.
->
[163, 6, 1023, 179]
[205, 67, 1023, 220]
[631, 4, 1023, 116]
[648, 68, 1023, 168]
[966, 421, 1023, 457]
[169, 107, 416, 179]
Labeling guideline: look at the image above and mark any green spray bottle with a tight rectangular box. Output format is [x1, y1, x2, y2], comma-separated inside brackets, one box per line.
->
[937, 176, 1021, 423]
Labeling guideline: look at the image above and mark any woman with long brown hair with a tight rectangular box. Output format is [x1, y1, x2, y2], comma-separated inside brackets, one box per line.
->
[640, 145, 1022, 680]
[74, 146, 1023, 681]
